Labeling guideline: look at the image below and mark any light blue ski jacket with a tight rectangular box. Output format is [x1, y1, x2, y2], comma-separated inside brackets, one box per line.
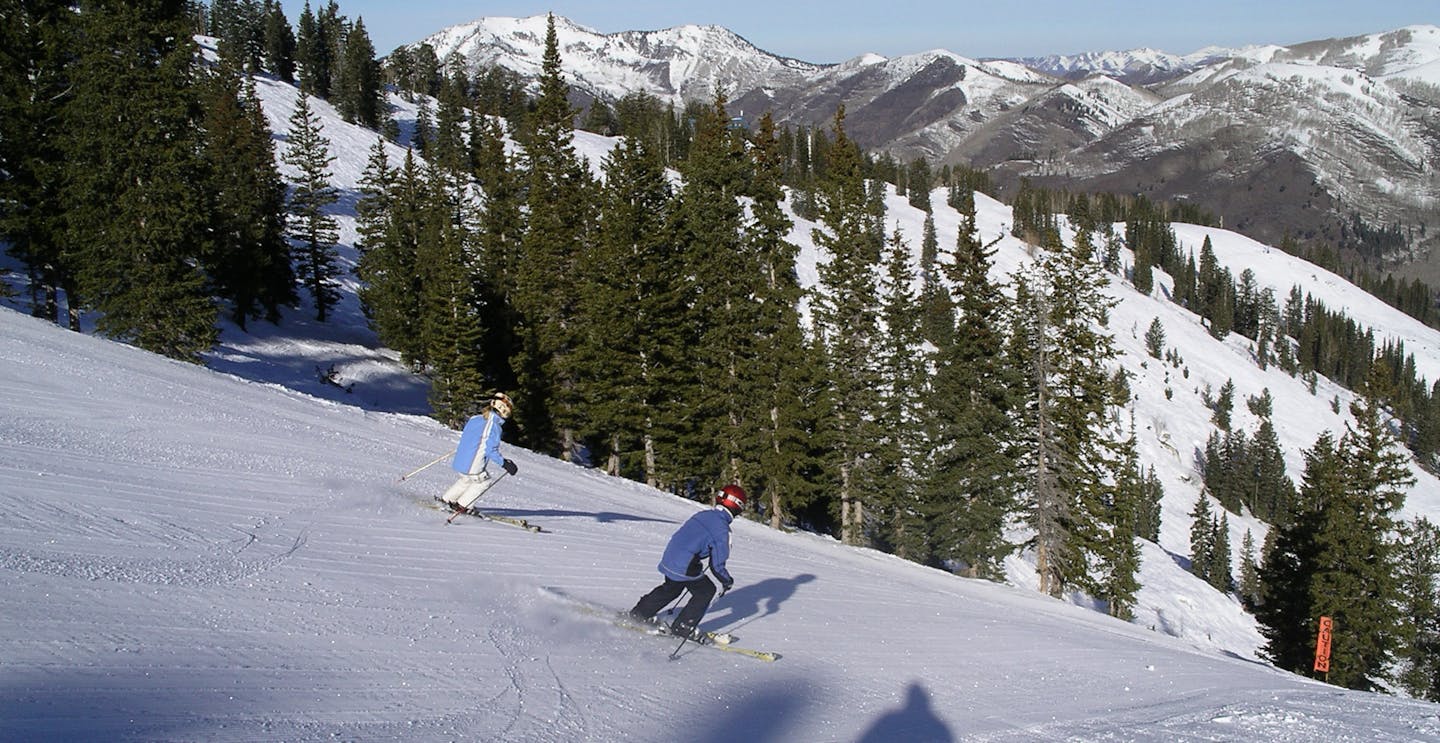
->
[658, 506, 734, 585]
[451, 412, 506, 475]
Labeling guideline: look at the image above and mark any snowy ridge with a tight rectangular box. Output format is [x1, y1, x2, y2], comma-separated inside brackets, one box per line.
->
[416, 14, 820, 106]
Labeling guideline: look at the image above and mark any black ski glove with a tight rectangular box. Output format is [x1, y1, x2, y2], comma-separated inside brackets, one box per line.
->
[719, 578, 734, 597]
[502, 459, 518, 476]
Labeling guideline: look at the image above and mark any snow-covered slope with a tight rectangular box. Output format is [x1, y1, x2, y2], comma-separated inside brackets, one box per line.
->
[6, 300, 1440, 741]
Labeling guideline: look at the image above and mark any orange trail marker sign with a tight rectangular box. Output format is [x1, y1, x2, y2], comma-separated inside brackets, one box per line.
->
[1313, 616, 1333, 674]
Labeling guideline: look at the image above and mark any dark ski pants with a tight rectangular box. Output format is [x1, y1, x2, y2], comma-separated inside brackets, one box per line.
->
[630, 575, 716, 632]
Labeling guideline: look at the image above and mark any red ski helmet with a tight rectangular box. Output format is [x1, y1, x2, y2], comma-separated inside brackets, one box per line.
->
[717, 484, 748, 515]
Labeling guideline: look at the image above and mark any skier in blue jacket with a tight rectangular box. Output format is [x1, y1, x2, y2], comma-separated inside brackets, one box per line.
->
[628, 485, 747, 642]
[440, 392, 518, 510]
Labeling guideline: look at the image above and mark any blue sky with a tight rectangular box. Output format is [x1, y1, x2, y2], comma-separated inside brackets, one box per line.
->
[327, 1, 1435, 61]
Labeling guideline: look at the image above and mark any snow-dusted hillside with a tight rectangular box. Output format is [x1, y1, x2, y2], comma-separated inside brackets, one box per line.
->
[420, 14, 820, 107]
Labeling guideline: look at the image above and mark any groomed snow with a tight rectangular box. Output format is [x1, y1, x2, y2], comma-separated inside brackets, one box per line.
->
[5, 305, 1440, 741]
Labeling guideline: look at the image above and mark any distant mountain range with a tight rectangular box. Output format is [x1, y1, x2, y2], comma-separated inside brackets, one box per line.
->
[412, 18, 1440, 279]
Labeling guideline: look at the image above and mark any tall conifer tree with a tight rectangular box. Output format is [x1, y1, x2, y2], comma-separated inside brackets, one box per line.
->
[202, 59, 293, 327]
[811, 106, 884, 546]
[417, 162, 486, 426]
[62, 0, 217, 360]
[512, 14, 596, 455]
[873, 224, 928, 560]
[0, 0, 77, 327]
[669, 92, 761, 491]
[282, 89, 341, 321]
[925, 200, 1020, 579]
[747, 113, 829, 528]
[575, 134, 676, 481]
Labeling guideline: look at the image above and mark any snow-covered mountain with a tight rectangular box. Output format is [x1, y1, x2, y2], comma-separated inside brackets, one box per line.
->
[414, 17, 1440, 275]
[1010, 46, 1244, 85]
[421, 15, 820, 108]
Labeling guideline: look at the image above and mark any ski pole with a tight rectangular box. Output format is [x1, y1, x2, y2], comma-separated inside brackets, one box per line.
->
[669, 632, 689, 660]
[666, 588, 698, 660]
[662, 588, 689, 618]
[400, 451, 451, 482]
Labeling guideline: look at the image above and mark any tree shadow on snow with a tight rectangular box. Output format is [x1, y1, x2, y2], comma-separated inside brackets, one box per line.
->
[856, 682, 956, 743]
[704, 573, 817, 633]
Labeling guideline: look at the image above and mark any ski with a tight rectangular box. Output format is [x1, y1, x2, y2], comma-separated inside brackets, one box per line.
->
[540, 586, 778, 662]
[428, 497, 546, 532]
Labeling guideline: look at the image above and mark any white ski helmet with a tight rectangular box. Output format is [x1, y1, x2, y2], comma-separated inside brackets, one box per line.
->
[491, 392, 513, 419]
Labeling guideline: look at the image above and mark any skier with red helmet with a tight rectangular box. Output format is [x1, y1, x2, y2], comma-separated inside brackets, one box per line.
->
[628, 484, 747, 642]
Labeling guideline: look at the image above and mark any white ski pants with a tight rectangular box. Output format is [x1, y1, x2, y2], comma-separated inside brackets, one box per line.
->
[442, 470, 496, 509]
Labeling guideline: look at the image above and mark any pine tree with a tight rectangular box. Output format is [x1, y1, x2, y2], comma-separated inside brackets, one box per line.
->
[669, 92, 767, 495]
[573, 133, 675, 481]
[811, 106, 884, 546]
[295, 0, 333, 98]
[201, 58, 294, 328]
[1312, 368, 1414, 690]
[470, 115, 525, 387]
[1209, 512, 1232, 592]
[917, 213, 953, 347]
[1396, 517, 1440, 701]
[431, 58, 470, 173]
[1238, 529, 1262, 608]
[925, 205, 1019, 579]
[417, 162, 486, 426]
[0, 0, 78, 327]
[873, 224, 929, 560]
[1144, 318, 1165, 359]
[361, 148, 429, 367]
[353, 138, 422, 363]
[1011, 224, 1123, 598]
[1257, 432, 1341, 676]
[333, 17, 380, 129]
[747, 112, 828, 529]
[282, 89, 341, 322]
[61, 1, 218, 360]
[261, 0, 296, 83]
[1101, 417, 1146, 618]
[511, 14, 596, 456]
[1189, 494, 1215, 584]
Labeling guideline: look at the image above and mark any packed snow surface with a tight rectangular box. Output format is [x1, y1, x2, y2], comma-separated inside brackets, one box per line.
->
[4, 308, 1440, 740]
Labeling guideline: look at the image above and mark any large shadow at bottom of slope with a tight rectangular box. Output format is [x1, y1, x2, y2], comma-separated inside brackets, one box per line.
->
[681, 679, 956, 743]
[856, 683, 956, 743]
[686, 678, 817, 743]
[1, 668, 243, 741]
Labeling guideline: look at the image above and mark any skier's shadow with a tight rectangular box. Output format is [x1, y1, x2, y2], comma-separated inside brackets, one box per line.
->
[856, 682, 955, 743]
[704, 573, 816, 631]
